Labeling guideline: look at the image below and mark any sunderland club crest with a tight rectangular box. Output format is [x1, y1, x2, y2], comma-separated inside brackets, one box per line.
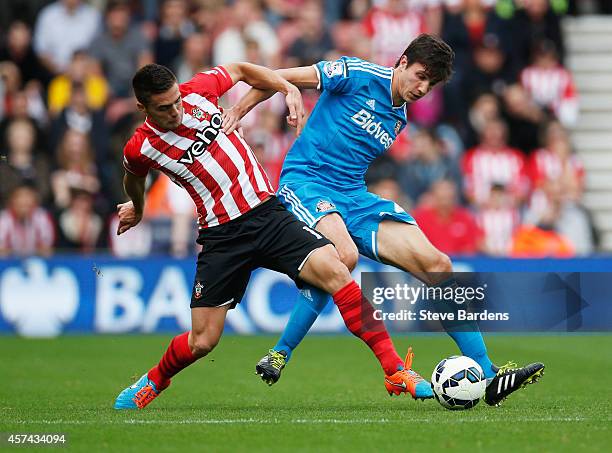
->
[316, 200, 336, 212]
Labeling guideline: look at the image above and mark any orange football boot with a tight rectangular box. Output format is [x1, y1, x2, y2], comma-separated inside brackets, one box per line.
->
[384, 347, 434, 400]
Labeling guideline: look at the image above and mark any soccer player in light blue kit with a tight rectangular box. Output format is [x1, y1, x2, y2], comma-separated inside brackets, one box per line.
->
[225, 34, 544, 405]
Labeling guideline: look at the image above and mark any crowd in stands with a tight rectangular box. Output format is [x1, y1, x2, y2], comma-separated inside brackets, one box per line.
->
[0, 0, 601, 258]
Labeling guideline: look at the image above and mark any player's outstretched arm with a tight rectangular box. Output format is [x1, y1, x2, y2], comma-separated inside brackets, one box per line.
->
[117, 172, 146, 235]
[223, 66, 319, 135]
[223, 62, 306, 135]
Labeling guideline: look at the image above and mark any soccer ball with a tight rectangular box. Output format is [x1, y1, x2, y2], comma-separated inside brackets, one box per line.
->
[431, 355, 486, 410]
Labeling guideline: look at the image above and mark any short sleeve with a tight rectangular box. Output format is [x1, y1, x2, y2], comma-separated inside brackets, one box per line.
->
[123, 137, 150, 177]
[184, 65, 234, 98]
[313, 57, 356, 94]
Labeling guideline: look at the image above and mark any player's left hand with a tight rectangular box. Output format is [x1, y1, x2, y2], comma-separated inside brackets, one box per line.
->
[116, 201, 143, 235]
[285, 85, 305, 136]
[222, 107, 242, 135]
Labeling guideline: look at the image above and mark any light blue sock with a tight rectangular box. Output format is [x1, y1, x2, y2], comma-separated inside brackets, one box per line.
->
[447, 331, 496, 379]
[274, 285, 329, 362]
[435, 278, 496, 379]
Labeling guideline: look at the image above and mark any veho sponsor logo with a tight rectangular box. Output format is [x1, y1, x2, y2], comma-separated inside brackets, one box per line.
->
[178, 112, 223, 164]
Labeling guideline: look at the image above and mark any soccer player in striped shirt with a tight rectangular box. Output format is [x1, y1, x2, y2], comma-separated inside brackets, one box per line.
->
[227, 34, 545, 405]
[114, 62, 426, 409]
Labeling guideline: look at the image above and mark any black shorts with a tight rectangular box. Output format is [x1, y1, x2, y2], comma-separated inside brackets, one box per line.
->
[190, 196, 332, 309]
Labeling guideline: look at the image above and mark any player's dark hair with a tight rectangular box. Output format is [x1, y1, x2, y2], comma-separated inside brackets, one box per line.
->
[132, 64, 177, 105]
[395, 34, 455, 85]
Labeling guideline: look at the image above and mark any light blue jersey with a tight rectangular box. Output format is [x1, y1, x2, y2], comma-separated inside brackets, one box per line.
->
[278, 57, 415, 261]
[281, 57, 408, 191]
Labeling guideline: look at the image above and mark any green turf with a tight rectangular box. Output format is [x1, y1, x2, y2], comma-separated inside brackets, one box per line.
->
[1, 334, 610, 452]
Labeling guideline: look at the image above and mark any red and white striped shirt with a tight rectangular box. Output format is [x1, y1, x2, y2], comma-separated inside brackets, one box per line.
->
[462, 146, 530, 205]
[520, 65, 578, 126]
[528, 147, 585, 188]
[0, 208, 55, 255]
[363, 7, 425, 67]
[476, 207, 521, 256]
[123, 66, 275, 229]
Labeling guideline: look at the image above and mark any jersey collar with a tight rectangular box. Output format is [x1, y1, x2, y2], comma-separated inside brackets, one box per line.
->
[389, 68, 407, 111]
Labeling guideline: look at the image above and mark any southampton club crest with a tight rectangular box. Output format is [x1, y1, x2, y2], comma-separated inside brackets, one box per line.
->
[194, 281, 204, 299]
[394, 120, 402, 135]
[192, 106, 205, 120]
[316, 200, 336, 213]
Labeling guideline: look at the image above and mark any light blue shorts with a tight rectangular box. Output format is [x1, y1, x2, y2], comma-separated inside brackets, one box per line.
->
[277, 181, 416, 262]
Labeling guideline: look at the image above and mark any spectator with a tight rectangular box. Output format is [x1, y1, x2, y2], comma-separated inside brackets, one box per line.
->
[0, 118, 51, 206]
[406, 0, 444, 36]
[463, 91, 500, 148]
[212, 0, 280, 67]
[501, 83, 546, 153]
[462, 118, 529, 206]
[0, 61, 20, 118]
[33, 0, 101, 75]
[56, 188, 104, 252]
[174, 33, 212, 83]
[49, 84, 110, 183]
[526, 121, 594, 255]
[511, 191, 575, 258]
[0, 62, 47, 127]
[154, 0, 196, 69]
[89, 0, 153, 99]
[363, 0, 426, 67]
[47, 50, 109, 116]
[462, 33, 516, 102]
[0, 185, 54, 256]
[0, 89, 46, 147]
[520, 40, 578, 127]
[412, 179, 483, 255]
[51, 128, 100, 209]
[476, 183, 521, 256]
[510, 225, 574, 257]
[0, 21, 51, 87]
[525, 178, 595, 256]
[192, 1, 225, 36]
[286, 0, 334, 67]
[441, 0, 514, 122]
[398, 128, 462, 204]
[510, 0, 565, 69]
[528, 120, 584, 203]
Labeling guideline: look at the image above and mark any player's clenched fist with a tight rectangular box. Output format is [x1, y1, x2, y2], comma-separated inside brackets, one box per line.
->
[116, 201, 142, 235]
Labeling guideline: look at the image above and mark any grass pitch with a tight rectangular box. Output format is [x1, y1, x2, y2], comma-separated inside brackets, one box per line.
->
[1, 334, 610, 452]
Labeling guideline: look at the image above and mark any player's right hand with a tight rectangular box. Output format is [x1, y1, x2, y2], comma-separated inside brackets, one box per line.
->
[222, 107, 242, 135]
[285, 85, 305, 136]
[116, 201, 143, 235]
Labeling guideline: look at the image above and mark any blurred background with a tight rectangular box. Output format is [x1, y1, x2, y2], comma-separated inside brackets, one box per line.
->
[0, 0, 611, 336]
[1, 0, 611, 259]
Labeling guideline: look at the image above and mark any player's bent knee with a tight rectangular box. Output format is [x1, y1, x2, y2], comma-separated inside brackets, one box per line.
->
[317, 258, 352, 294]
[338, 245, 359, 272]
[301, 245, 352, 294]
[189, 334, 220, 358]
[427, 252, 453, 275]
